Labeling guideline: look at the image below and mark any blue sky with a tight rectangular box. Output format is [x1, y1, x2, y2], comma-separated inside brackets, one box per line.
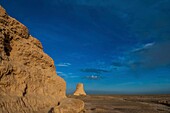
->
[1, 0, 170, 94]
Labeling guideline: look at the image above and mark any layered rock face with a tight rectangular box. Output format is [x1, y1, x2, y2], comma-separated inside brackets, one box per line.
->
[74, 83, 86, 96]
[0, 6, 83, 113]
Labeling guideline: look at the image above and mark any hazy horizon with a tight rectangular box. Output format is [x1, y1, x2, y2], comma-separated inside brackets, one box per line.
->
[1, 0, 170, 94]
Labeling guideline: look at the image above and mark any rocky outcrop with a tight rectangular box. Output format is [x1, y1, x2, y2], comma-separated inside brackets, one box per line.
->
[74, 83, 86, 96]
[51, 98, 84, 113]
[0, 6, 84, 113]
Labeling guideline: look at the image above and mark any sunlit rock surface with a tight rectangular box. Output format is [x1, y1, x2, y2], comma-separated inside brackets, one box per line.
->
[0, 6, 84, 113]
[74, 83, 86, 96]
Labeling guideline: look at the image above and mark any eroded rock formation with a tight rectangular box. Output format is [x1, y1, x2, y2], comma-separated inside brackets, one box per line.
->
[0, 6, 84, 113]
[74, 83, 86, 96]
[51, 98, 84, 113]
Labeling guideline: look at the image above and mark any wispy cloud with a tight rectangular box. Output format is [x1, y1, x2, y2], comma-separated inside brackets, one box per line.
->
[57, 71, 79, 78]
[143, 42, 155, 48]
[130, 41, 170, 69]
[57, 71, 67, 77]
[132, 42, 155, 53]
[83, 74, 103, 80]
[80, 68, 110, 74]
[56, 63, 71, 67]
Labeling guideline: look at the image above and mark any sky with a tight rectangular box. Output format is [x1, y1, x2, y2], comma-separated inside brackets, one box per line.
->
[1, 0, 170, 94]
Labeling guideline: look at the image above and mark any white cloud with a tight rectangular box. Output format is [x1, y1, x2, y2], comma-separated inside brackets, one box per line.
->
[85, 75, 101, 80]
[131, 41, 170, 69]
[132, 42, 155, 53]
[57, 71, 67, 77]
[143, 42, 155, 48]
[57, 71, 63, 74]
[57, 71, 78, 78]
[56, 63, 71, 67]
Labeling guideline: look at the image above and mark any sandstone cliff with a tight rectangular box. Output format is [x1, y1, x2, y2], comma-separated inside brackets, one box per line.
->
[74, 83, 86, 96]
[0, 6, 84, 113]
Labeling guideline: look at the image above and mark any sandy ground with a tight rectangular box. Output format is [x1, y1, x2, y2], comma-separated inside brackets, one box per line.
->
[68, 95, 170, 113]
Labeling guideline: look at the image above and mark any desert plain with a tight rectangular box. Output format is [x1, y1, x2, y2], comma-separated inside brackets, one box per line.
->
[69, 95, 170, 113]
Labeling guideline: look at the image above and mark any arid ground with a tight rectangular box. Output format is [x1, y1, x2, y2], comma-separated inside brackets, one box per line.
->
[69, 95, 170, 113]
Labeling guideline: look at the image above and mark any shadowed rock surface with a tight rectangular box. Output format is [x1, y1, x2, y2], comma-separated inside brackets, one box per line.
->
[74, 83, 86, 96]
[0, 6, 84, 113]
